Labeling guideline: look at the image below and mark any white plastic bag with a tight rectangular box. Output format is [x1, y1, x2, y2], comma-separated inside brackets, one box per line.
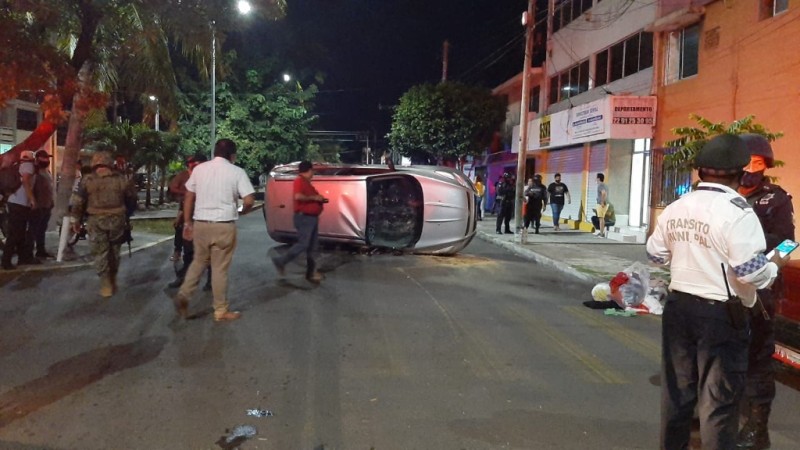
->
[615, 262, 650, 308]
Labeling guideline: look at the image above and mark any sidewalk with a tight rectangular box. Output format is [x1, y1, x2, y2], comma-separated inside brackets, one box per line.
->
[475, 214, 669, 285]
[5, 206, 669, 288]
[2, 205, 179, 273]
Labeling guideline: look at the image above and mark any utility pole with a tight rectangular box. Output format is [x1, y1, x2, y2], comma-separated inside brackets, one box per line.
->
[442, 40, 450, 82]
[514, 0, 535, 233]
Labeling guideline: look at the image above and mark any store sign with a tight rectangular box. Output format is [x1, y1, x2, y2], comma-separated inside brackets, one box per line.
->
[539, 115, 551, 147]
[610, 96, 657, 139]
[571, 100, 605, 138]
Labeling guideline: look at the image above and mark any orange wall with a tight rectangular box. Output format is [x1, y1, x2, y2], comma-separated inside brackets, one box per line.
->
[655, 3, 800, 221]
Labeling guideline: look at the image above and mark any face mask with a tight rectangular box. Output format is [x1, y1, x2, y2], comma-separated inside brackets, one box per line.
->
[740, 170, 765, 188]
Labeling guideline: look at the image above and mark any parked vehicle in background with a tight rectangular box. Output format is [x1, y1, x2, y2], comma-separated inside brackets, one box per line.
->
[264, 162, 477, 255]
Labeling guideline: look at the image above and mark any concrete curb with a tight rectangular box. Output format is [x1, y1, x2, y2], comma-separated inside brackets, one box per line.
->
[476, 231, 598, 284]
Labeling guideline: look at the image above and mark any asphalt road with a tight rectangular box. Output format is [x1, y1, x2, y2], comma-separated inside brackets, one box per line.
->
[1, 213, 800, 449]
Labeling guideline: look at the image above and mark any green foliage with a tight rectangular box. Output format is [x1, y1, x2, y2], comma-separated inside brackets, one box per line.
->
[388, 82, 507, 163]
[664, 114, 784, 171]
[177, 55, 320, 177]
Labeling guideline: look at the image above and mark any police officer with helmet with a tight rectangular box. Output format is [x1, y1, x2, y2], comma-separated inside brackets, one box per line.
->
[736, 134, 795, 450]
[646, 134, 791, 450]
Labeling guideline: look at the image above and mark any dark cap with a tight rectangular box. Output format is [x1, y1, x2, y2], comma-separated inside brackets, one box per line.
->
[34, 150, 52, 159]
[534, 174, 542, 180]
[739, 133, 774, 168]
[503, 172, 511, 178]
[298, 160, 313, 173]
[695, 134, 750, 175]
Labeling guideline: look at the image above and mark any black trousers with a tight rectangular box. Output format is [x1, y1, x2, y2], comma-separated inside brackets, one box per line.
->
[495, 203, 513, 232]
[661, 291, 749, 450]
[2, 203, 34, 264]
[29, 208, 51, 255]
[743, 288, 776, 406]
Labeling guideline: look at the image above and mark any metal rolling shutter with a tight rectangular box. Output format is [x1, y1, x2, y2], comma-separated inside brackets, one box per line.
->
[585, 142, 608, 223]
[545, 146, 583, 223]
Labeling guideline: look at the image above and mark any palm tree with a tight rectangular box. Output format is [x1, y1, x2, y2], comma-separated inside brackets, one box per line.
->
[1, 0, 287, 220]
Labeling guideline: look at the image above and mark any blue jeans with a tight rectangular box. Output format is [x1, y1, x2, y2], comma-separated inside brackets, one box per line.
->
[274, 213, 319, 277]
[550, 203, 564, 227]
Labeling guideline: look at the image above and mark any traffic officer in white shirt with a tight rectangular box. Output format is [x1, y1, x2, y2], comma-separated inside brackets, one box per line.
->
[174, 139, 255, 322]
[646, 134, 790, 450]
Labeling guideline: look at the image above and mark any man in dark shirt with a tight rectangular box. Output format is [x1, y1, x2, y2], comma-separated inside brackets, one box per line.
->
[271, 161, 328, 283]
[547, 173, 571, 231]
[524, 174, 547, 234]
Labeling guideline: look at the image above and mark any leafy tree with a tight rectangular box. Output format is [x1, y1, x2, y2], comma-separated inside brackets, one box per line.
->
[665, 114, 783, 172]
[178, 58, 320, 178]
[388, 82, 507, 165]
[0, 0, 286, 220]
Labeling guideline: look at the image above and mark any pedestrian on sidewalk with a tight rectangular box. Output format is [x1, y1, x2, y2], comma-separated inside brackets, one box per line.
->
[271, 161, 327, 284]
[474, 175, 484, 221]
[70, 151, 138, 297]
[495, 172, 515, 234]
[595, 173, 609, 236]
[735, 133, 795, 450]
[523, 174, 547, 234]
[30, 150, 55, 258]
[174, 139, 255, 322]
[2, 151, 39, 270]
[646, 134, 790, 450]
[590, 203, 615, 236]
[547, 173, 571, 231]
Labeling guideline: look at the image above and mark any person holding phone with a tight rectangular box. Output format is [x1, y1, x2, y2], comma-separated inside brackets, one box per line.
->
[736, 134, 795, 450]
[646, 134, 791, 450]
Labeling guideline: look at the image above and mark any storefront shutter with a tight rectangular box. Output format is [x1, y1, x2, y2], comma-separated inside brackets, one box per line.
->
[545, 145, 583, 222]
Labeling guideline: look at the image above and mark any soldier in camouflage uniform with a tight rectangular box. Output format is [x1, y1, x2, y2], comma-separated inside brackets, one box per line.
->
[70, 152, 137, 298]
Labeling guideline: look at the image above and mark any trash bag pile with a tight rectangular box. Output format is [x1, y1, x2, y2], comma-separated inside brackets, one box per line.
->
[590, 262, 668, 315]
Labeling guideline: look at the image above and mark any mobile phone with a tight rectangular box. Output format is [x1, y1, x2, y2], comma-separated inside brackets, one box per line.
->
[766, 239, 799, 259]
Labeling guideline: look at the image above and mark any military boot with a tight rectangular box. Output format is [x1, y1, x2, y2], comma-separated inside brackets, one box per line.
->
[737, 404, 771, 449]
[99, 275, 114, 298]
[109, 269, 118, 294]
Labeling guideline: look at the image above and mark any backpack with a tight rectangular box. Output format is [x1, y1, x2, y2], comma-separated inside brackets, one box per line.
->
[0, 161, 22, 196]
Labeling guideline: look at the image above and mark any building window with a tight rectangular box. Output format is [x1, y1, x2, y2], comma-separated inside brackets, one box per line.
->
[549, 59, 591, 104]
[553, 0, 595, 33]
[16, 109, 38, 131]
[594, 31, 654, 87]
[530, 86, 541, 114]
[760, 0, 788, 19]
[665, 23, 700, 84]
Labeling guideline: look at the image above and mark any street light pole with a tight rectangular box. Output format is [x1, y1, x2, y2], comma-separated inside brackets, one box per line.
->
[210, 1, 252, 158]
[211, 20, 217, 158]
[149, 95, 160, 132]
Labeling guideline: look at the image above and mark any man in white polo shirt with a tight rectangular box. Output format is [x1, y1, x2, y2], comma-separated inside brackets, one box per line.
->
[174, 139, 255, 322]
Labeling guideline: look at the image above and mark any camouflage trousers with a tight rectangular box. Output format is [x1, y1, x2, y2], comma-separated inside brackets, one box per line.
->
[87, 214, 125, 277]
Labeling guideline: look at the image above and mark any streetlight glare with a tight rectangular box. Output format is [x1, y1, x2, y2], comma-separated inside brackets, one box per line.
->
[149, 95, 157, 101]
[283, 73, 291, 82]
[237, 0, 252, 14]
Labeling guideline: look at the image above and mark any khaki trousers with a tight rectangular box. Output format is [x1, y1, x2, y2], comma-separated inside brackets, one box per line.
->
[178, 221, 237, 316]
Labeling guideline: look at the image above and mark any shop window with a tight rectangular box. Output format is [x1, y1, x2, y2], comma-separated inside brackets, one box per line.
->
[549, 75, 559, 106]
[760, 0, 789, 19]
[595, 51, 608, 86]
[665, 23, 700, 84]
[593, 31, 654, 88]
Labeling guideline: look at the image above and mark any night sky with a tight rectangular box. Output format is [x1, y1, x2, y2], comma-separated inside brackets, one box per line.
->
[236, 0, 542, 143]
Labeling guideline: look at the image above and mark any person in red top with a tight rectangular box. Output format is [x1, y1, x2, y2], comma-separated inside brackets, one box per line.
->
[271, 161, 328, 283]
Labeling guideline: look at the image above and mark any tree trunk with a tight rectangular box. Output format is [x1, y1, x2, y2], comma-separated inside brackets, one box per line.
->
[158, 164, 167, 204]
[53, 97, 84, 223]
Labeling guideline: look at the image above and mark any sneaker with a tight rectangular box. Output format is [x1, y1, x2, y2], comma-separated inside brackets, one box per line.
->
[214, 311, 241, 322]
[271, 256, 286, 277]
[496, 230, 502, 234]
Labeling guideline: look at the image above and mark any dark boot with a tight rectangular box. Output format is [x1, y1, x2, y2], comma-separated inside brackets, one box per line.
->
[737, 404, 771, 449]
